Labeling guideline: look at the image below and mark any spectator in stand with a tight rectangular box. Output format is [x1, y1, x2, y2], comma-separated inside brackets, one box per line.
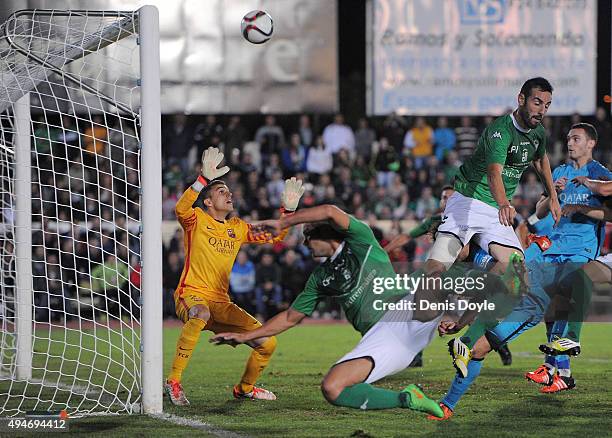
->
[298, 114, 314, 147]
[322, 113, 355, 155]
[355, 117, 376, 161]
[387, 173, 407, 202]
[375, 137, 400, 187]
[306, 135, 333, 175]
[403, 116, 434, 168]
[334, 166, 358, 206]
[433, 116, 456, 161]
[415, 186, 438, 220]
[163, 251, 182, 318]
[91, 254, 129, 320]
[194, 115, 223, 157]
[254, 252, 283, 320]
[454, 116, 479, 162]
[255, 115, 286, 165]
[382, 112, 408, 153]
[162, 114, 194, 175]
[280, 249, 306, 305]
[593, 107, 611, 163]
[517, 171, 544, 206]
[443, 149, 462, 181]
[225, 116, 247, 152]
[352, 155, 374, 188]
[266, 169, 285, 208]
[281, 133, 307, 175]
[264, 153, 283, 181]
[239, 152, 259, 175]
[230, 250, 257, 315]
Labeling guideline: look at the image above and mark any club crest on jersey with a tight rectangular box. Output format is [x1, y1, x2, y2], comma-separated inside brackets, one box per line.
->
[492, 131, 502, 139]
[227, 228, 236, 239]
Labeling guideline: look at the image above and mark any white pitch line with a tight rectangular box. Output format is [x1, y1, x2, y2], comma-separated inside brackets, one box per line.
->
[152, 413, 249, 438]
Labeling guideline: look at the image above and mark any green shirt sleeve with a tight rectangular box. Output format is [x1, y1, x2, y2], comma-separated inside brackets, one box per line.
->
[290, 274, 321, 316]
[343, 216, 378, 246]
[408, 215, 442, 237]
[484, 124, 512, 166]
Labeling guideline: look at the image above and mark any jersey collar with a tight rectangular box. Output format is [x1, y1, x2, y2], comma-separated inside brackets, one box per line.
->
[329, 241, 346, 262]
[510, 111, 531, 134]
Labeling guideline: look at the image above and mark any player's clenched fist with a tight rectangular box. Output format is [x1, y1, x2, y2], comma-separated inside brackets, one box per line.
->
[201, 147, 230, 182]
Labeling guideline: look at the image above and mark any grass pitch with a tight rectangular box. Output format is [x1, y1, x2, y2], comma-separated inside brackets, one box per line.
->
[21, 322, 612, 436]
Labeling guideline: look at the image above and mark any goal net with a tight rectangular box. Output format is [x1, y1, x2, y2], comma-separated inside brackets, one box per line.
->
[0, 7, 162, 416]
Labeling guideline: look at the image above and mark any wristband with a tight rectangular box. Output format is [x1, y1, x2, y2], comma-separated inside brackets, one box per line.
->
[527, 213, 540, 226]
[191, 175, 209, 192]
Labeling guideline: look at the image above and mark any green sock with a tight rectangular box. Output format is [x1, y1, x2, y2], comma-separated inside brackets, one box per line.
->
[333, 383, 405, 410]
[566, 269, 594, 342]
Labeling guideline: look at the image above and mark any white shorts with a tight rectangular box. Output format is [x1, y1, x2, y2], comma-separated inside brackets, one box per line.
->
[335, 297, 442, 384]
[437, 191, 523, 253]
[595, 253, 612, 269]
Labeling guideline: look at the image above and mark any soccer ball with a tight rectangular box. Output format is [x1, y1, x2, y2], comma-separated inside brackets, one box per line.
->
[241, 10, 273, 44]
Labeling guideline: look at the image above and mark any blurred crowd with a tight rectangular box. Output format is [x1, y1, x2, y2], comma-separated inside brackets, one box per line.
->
[5, 109, 610, 324]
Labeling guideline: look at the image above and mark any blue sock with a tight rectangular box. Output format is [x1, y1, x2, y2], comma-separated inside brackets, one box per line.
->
[441, 359, 483, 410]
[556, 355, 570, 373]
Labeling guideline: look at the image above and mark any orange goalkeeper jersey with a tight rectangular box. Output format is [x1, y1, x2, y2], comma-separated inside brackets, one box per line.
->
[174, 187, 287, 302]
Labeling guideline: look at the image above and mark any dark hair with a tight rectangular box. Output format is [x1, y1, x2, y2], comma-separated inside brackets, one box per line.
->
[520, 77, 553, 99]
[202, 180, 228, 199]
[570, 122, 598, 143]
[303, 222, 345, 242]
[440, 185, 454, 193]
[193, 180, 228, 210]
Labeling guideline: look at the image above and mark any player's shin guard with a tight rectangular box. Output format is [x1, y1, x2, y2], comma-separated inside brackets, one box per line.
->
[168, 317, 207, 382]
[238, 336, 277, 394]
[333, 383, 404, 409]
[441, 358, 484, 411]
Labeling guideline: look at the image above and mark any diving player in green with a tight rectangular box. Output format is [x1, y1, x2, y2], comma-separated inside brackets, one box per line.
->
[211, 204, 444, 417]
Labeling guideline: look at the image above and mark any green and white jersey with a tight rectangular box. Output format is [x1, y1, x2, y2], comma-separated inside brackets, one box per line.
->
[291, 216, 405, 336]
[454, 113, 547, 208]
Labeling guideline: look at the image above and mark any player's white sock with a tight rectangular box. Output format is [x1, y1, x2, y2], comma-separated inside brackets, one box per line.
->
[558, 368, 571, 378]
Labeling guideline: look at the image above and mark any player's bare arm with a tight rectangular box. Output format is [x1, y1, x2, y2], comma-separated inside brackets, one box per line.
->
[211, 308, 306, 346]
[487, 163, 515, 227]
[259, 204, 351, 236]
[572, 176, 612, 196]
[384, 234, 410, 254]
[562, 204, 610, 221]
[532, 153, 561, 224]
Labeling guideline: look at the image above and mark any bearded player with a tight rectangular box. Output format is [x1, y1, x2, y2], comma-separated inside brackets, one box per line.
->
[428, 77, 561, 374]
[164, 147, 305, 406]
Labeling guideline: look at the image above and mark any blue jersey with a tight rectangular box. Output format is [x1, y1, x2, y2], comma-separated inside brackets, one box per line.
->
[545, 161, 611, 259]
[532, 213, 554, 236]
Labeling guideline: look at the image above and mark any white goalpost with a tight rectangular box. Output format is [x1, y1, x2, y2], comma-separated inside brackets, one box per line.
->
[0, 6, 162, 416]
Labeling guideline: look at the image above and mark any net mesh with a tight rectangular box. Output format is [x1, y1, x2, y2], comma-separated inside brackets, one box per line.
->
[0, 10, 143, 416]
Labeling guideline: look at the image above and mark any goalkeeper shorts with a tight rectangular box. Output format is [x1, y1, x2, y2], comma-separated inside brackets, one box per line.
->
[175, 288, 261, 333]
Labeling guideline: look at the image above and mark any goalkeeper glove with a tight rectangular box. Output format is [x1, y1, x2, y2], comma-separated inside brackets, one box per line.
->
[201, 147, 230, 182]
[281, 177, 305, 212]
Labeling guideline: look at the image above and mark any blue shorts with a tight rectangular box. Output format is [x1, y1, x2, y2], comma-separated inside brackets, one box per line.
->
[486, 254, 589, 348]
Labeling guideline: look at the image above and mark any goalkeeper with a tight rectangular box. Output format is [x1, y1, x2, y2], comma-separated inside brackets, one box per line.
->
[165, 147, 305, 406]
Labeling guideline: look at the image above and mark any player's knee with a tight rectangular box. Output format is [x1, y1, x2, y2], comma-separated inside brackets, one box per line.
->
[189, 305, 210, 322]
[320, 377, 344, 403]
[256, 336, 277, 356]
[427, 233, 463, 271]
